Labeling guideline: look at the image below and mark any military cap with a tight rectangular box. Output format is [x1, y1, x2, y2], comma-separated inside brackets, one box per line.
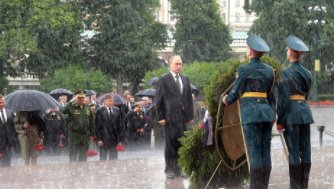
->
[246, 34, 270, 52]
[132, 102, 141, 109]
[287, 35, 309, 52]
[74, 90, 86, 98]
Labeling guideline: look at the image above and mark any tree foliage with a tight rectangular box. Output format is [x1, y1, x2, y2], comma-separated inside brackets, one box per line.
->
[247, 0, 334, 72]
[143, 61, 222, 94]
[39, 65, 113, 94]
[171, 0, 232, 63]
[0, 0, 83, 93]
[80, 0, 168, 94]
[25, 0, 84, 78]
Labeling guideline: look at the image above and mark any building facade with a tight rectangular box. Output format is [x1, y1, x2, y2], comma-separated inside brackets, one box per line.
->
[155, 0, 256, 57]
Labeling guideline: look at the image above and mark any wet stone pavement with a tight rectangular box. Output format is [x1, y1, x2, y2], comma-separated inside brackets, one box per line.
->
[0, 106, 334, 189]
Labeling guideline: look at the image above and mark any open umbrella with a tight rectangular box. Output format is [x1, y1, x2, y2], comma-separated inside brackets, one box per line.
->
[135, 89, 156, 98]
[191, 84, 200, 96]
[5, 90, 61, 112]
[85, 90, 97, 96]
[147, 77, 160, 87]
[49, 88, 74, 101]
[96, 92, 126, 105]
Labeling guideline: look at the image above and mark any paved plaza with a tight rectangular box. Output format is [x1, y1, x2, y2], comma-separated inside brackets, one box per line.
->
[0, 106, 333, 189]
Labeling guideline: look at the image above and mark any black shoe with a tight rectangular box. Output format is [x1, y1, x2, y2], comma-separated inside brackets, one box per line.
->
[166, 172, 176, 179]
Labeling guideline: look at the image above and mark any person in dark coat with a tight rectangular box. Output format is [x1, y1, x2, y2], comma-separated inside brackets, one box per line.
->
[277, 36, 314, 189]
[154, 55, 194, 179]
[123, 93, 134, 115]
[141, 97, 153, 148]
[0, 95, 17, 167]
[223, 34, 276, 189]
[95, 95, 125, 160]
[43, 109, 65, 155]
[124, 102, 147, 150]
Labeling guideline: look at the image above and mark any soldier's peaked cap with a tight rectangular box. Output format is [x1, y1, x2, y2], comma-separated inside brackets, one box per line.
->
[246, 34, 270, 52]
[74, 90, 86, 98]
[287, 35, 309, 52]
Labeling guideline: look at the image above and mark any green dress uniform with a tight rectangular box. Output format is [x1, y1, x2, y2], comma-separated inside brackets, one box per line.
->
[225, 35, 276, 189]
[277, 36, 314, 189]
[61, 98, 95, 162]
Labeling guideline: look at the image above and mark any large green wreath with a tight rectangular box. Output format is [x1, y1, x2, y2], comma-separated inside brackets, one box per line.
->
[178, 56, 283, 189]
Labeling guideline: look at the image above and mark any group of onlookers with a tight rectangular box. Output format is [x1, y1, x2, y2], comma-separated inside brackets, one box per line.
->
[0, 89, 164, 167]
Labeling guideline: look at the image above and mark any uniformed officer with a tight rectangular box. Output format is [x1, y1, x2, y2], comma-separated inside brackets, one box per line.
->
[124, 102, 147, 150]
[43, 109, 65, 155]
[61, 90, 95, 162]
[277, 36, 313, 189]
[223, 34, 276, 189]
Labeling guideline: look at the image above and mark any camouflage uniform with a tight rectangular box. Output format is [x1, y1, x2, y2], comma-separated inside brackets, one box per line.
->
[61, 102, 94, 162]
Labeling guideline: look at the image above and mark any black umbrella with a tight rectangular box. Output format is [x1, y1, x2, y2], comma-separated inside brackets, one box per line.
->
[85, 90, 97, 96]
[191, 84, 200, 96]
[5, 90, 61, 112]
[49, 88, 74, 100]
[135, 89, 156, 98]
[147, 77, 160, 87]
[96, 92, 126, 105]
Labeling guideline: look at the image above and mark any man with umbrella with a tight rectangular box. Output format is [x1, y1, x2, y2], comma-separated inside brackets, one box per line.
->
[61, 90, 95, 162]
[0, 95, 17, 167]
[15, 110, 45, 166]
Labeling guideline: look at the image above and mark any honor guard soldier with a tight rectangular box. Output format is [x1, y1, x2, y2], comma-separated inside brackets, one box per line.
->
[61, 90, 95, 162]
[277, 36, 313, 189]
[223, 34, 276, 189]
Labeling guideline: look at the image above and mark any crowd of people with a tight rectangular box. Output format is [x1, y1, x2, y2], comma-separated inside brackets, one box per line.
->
[0, 35, 313, 189]
[0, 83, 207, 167]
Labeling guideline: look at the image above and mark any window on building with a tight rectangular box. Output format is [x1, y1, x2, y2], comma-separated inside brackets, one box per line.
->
[154, 10, 160, 22]
[245, 13, 250, 22]
[236, 0, 240, 7]
[221, 12, 226, 22]
[221, 0, 226, 7]
[170, 13, 177, 22]
[235, 13, 240, 23]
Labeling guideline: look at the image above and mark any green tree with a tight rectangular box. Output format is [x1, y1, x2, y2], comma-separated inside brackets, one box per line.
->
[171, 0, 232, 63]
[0, 0, 83, 93]
[25, 0, 83, 78]
[80, 0, 168, 95]
[247, 0, 334, 71]
[182, 62, 222, 93]
[0, 0, 38, 93]
[143, 61, 222, 94]
[40, 65, 113, 94]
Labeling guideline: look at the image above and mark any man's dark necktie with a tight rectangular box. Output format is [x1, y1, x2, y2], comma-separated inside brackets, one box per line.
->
[0, 110, 5, 123]
[175, 75, 182, 94]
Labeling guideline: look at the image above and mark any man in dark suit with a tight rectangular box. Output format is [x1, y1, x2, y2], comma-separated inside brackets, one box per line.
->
[0, 94, 17, 167]
[95, 95, 125, 160]
[154, 55, 194, 179]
